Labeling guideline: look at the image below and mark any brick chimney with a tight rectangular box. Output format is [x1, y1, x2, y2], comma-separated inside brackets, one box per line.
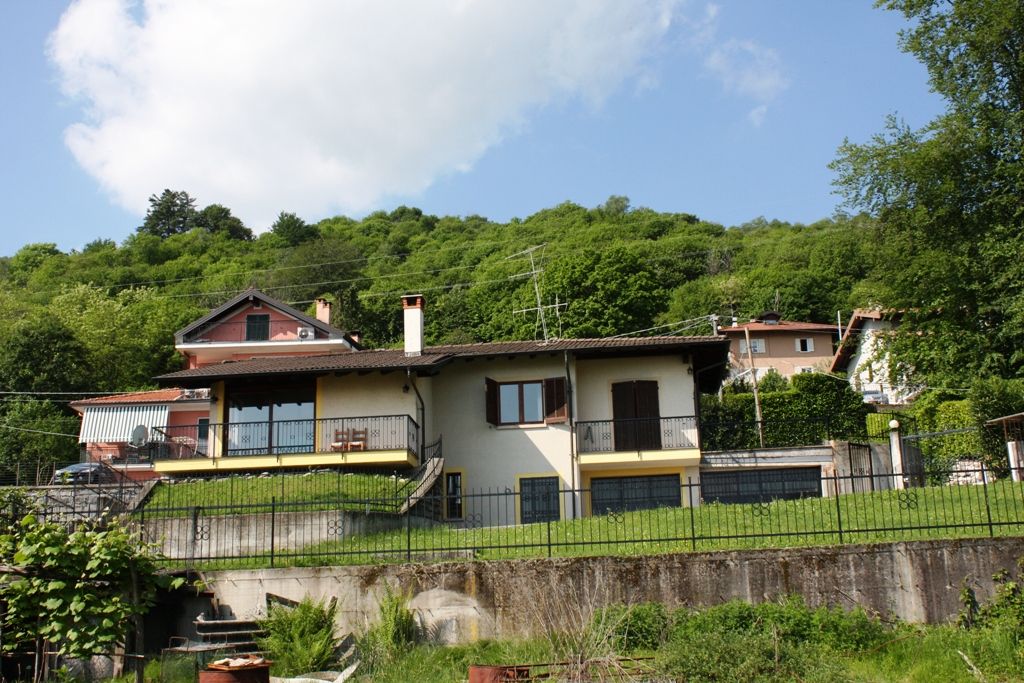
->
[315, 298, 332, 325]
[402, 294, 425, 357]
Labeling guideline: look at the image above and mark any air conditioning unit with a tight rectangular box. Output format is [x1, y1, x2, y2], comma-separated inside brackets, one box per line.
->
[297, 326, 314, 340]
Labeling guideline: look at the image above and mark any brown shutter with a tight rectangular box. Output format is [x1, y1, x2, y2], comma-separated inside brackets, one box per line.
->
[544, 377, 567, 423]
[485, 377, 499, 426]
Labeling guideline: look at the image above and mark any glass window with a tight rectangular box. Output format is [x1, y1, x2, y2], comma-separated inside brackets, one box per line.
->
[520, 476, 560, 524]
[226, 384, 314, 455]
[739, 338, 766, 354]
[796, 337, 814, 353]
[445, 472, 463, 519]
[498, 381, 544, 425]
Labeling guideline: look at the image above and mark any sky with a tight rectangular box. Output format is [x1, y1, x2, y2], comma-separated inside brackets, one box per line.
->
[0, 1, 944, 258]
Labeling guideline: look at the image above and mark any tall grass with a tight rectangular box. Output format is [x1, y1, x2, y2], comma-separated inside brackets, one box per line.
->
[256, 597, 340, 676]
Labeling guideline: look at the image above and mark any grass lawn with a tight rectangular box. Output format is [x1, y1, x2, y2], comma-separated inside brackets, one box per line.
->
[180, 478, 1024, 569]
[141, 470, 413, 517]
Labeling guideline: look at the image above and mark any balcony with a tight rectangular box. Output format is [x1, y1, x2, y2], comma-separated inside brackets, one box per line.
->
[144, 415, 421, 474]
[575, 416, 700, 470]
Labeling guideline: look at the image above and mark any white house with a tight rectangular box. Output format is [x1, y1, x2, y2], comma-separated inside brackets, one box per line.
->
[830, 309, 916, 405]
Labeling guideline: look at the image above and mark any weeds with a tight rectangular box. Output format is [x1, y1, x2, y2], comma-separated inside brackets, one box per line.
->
[358, 584, 421, 675]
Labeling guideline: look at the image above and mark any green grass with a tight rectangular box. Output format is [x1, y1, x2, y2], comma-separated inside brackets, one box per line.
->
[185, 478, 1024, 570]
[141, 470, 413, 517]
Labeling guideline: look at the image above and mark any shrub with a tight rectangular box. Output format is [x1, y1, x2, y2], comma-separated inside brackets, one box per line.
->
[359, 584, 421, 674]
[256, 597, 340, 676]
[594, 602, 669, 652]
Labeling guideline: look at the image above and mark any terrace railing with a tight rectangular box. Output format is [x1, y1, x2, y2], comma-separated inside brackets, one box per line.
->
[147, 414, 421, 461]
[130, 462, 1024, 569]
[576, 416, 699, 453]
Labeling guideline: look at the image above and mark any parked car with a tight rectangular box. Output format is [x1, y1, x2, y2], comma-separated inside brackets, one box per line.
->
[50, 462, 118, 485]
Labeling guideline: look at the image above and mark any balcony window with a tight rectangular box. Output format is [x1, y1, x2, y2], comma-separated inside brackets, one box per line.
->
[226, 383, 314, 455]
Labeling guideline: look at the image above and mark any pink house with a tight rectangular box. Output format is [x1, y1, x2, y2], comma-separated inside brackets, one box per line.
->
[720, 312, 839, 381]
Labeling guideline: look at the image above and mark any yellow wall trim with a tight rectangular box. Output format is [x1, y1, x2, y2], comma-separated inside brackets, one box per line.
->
[578, 448, 700, 470]
[154, 449, 416, 473]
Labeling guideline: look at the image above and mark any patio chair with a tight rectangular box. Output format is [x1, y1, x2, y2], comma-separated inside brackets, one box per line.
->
[348, 428, 368, 451]
[330, 429, 350, 452]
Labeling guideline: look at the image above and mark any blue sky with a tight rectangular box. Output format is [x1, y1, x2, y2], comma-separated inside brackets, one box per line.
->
[0, 1, 943, 258]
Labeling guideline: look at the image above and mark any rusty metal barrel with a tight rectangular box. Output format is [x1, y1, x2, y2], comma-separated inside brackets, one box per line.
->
[467, 664, 531, 682]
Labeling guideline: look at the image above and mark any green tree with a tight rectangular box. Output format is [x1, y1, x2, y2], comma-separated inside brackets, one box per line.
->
[831, 0, 1024, 385]
[0, 516, 182, 680]
[195, 203, 253, 240]
[137, 189, 199, 238]
[0, 400, 80, 475]
[271, 211, 318, 246]
[0, 316, 92, 393]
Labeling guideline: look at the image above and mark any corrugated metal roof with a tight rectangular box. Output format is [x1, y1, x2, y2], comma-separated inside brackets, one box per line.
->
[79, 405, 169, 443]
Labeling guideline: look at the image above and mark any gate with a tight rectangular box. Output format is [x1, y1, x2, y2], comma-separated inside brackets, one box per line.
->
[900, 426, 982, 484]
[844, 442, 875, 494]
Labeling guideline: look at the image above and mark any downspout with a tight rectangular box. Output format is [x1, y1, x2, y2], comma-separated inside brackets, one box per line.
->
[564, 351, 578, 519]
[406, 369, 426, 461]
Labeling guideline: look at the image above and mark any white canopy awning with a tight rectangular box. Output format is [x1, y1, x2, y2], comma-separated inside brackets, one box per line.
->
[79, 405, 170, 443]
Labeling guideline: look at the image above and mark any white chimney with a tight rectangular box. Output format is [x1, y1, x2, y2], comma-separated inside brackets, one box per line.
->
[315, 298, 332, 324]
[402, 294, 425, 356]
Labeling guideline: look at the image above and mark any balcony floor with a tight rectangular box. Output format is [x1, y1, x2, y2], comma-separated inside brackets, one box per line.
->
[153, 449, 417, 474]
[578, 447, 701, 471]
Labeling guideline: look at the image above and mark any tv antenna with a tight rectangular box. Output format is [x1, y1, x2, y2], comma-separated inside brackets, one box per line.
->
[507, 245, 566, 342]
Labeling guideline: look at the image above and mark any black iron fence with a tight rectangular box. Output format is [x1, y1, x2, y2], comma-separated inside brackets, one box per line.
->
[576, 416, 698, 453]
[128, 463, 1024, 569]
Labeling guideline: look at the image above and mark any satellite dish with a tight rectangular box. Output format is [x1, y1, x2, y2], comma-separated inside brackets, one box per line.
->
[129, 425, 149, 447]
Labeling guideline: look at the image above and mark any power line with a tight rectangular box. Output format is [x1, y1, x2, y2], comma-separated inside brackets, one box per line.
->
[0, 424, 79, 439]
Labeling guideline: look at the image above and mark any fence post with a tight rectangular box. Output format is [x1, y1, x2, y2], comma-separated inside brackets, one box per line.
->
[833, 474, 844, 544]
[270, 497, 276, 568]
[191, 506, 201, 568]
[547, 519, 552, 558]
[406, 509, 412, 562]
[981, 462, 994, 538]
[688, 477, 697, 551]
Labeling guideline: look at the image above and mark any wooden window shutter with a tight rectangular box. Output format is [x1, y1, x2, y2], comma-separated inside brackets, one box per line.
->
[485, 377, 499, 426]
[544, 377, 567, 423]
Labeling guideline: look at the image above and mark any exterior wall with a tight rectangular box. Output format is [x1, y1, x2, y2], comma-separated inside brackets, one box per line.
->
[207, 303, 307, 342]
[317, 373, 419, 422]
[574, 355, 694, 421]
[199, 537, 1024, 640]
[846, 319, 908, 404]
[432, 356, 573, 524]
[727, 331, 835, 379]
[167, 409, 208, 428]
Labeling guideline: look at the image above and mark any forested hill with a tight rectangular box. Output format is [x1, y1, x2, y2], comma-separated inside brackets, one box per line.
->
[0, 196, 880, 396]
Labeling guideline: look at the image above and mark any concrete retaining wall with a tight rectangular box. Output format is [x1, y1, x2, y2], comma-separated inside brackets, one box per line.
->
[199, 537, 1024, 643]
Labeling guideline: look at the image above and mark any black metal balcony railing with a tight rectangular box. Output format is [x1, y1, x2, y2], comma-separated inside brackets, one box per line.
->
[576, 416, 699, 454]
[146, 415, 421, 461]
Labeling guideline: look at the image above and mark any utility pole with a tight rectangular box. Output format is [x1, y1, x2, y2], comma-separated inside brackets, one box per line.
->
[743, 325, 765, 448]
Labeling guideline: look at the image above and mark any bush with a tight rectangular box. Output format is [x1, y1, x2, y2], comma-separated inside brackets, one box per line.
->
[359, 584, 421, 674]
[594, 602, 669, 652]
[256, 597, 340, 676]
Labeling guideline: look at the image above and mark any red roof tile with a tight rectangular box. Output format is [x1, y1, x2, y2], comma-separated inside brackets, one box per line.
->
[70, 388, 206, 408]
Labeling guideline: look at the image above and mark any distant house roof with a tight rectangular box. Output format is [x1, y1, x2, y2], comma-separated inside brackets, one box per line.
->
[174, 288, 360, 348]
[70, 388, 209, 412]
[156, 336, 732, 393]
[719, 318, 839, 335]
[830, 308, 899, 373]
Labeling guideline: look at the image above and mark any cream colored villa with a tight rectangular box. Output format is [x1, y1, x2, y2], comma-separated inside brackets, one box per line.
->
[128, 290, 730, 520]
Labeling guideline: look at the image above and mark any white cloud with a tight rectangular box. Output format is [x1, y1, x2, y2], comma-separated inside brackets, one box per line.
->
[48, 0, 681, 229]
[705, 39, 788, 103]
[677, 3, 788, 126]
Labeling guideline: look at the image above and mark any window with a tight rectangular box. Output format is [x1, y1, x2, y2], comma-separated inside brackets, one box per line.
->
[797, 367, 815, 374]
[739, 338, 766, 354]
[590, 475, 680, 515]
[520, 476, 560, 523]
[796, 337, 814, 353]
[445, 472, 463, 519]
[701, 467, 821, 504]
[226, 383, 315, 455]
[246, 314, 270, 341]
[485, 377, 567, 426]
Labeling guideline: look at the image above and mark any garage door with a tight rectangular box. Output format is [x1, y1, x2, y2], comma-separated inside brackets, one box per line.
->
[590, 474, 681, 515]
[701, 467, 821, 504]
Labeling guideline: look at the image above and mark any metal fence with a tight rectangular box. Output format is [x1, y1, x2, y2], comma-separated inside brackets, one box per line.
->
[131, 463, 1024, 569]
